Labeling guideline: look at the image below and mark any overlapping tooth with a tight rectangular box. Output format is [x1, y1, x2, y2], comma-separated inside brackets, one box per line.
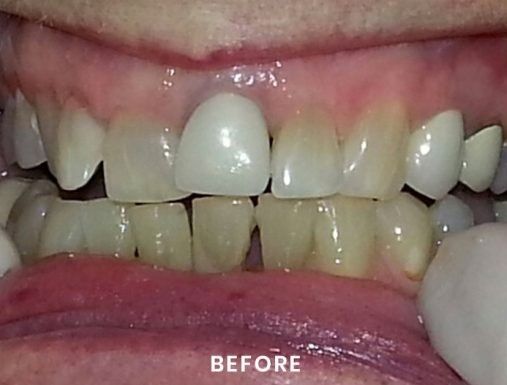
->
[376, 193, 432, 280]
[307, 195, 375, 278]
[0, 94, 16, 166]
[491, 141, 507, 194]
[406, 110, 464, 199]
[256, 194, 316, 269]
[0, 177, 31, 227]
[340, 103, 409, 200]
[38, 198, 86, 257]
[81, 199, 135, 257]
[175, 93, 270, 196]
[0, 226, 20, 276]
[192, 196, 254, 273]
[34, 96, 61, 175]
[430, 195, 474, 243]
[13, 90, 46, 169]
[271, 109, 341, 198]
[460, 125, 502, 192]
[104, 115, 189, 202]
[129, 203, 192, 270]
[493, 201, 507, 223]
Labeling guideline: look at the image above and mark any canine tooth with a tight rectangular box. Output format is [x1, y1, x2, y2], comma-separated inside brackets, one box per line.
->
[175, 93, 270, 196]
[80, 199, 135, 257]
[54, 101, 105, 190]
[271, 109, 341, 198]
[493, 201, 507, 223]
[419, 223, 507, 385]
[340, 103, 408, 200]
[13, 90, 46, 168]
[307, 195, 375, 278]
[192, 196, 254, 273]
[406, 110, 464, 199]
[34, 96, 61, 175]
[104, 115, 188, 203]
[459, 125, 502, 192]
[0, 227, 20, 276]
[430, 195, 474, 243]
[0, 95, 16, 165]
[376, 193, 432, 280]
[129, 203, 192, 270]
[0, 177, 31, 227]
[38, 199, 86, 257]
[256, 194, 316, 269]
[491, 142, 507, 194]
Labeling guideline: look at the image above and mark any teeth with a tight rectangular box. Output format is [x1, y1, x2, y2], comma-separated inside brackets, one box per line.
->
[493, 201, 507, 223]
[192, 196, 254, 273]
[54, 100, 106, 190]
[129, 203, 192, 270]
[307, 195, 375, 278]
[38, 198, 86, 257]
[340, 103, 409, 200]
[491, 142, 507, 194]
[13, 90, 46, 169]
[175, 93, 270, 196]
[376, 193, 432, 280]
[459, 125, 503, 192]
[0, 95, 16, 166]
[104, 115, 189, 202]
[34, 96, 61, 175]
[271, 109, 342, 198]
[0, 177, 31, 227]
[405, 110, 464, 199]
[255, 194, 316, 269]
[81, 199, 135, 257]
[419, 223, 507, 385]
[0, 227, 20, 276]
[430, 195, 474, 243]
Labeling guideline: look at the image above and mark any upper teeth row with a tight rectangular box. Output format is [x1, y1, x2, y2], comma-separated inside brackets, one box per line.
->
[1, 90, 505, 201]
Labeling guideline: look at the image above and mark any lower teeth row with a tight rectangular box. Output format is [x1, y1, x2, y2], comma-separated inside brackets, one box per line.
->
[0, 175, 492, 281]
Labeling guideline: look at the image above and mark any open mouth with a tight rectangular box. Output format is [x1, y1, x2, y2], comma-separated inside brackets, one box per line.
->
[0, 2, 506, 384]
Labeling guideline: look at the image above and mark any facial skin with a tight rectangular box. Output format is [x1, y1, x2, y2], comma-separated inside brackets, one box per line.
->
[0, 1, 505, 384]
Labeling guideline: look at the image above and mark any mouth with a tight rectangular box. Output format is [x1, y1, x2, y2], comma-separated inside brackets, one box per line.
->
[0, 2, 506, 384]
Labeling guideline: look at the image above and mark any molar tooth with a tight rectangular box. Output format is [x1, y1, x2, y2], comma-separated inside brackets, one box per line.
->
[493, 201, 507, 223]
[255, 194, 316, 269]
[81, 199, 135, 257]
[430, 195, 474, 243]
[491, 142, 507, 194]
[129, 203, 192, 270]
[192, 196, 254, 273]
[271, 109, 341, 198]
[0, 177, 31, 227]
[406, 110, 464, 200]
[340, 103, 408, 200]
[0, 227, 20, 276]
[459, 125, 502, 192]
[104, 115, 189, 202]
[307, 195, 375, 278]
[38, 199, 86, 257]
[376, 193, 433, 280]
[0, 95, 16, 166]
[175, 93, 270, 196]
[13, 90, 46, 169]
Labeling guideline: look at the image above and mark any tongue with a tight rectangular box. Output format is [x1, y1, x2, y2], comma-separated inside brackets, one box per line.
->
[0, 256, 462, 384]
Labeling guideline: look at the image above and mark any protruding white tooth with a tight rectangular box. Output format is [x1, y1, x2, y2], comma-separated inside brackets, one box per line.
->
[53, 100, 105, 190]
[104, 114, 188, 202]
[0, 95, 16, 165]
[491, 142, 507, 194]
[430, 195, 474, 243]
[34, 96, 61, 175]
[13, 90, 46, 169]
[459, 125, 502, 192]
[256, 194, 316, 269]
[129, 203, 192, 270]
[175, 93, 270, 196]
[307, 195, 375, 278]
[406, 110, 464, 200]
[271, 109, 341, 198]
[0, 177, 31, 227]
[376, 193, 433, 280]
[193, 196, 254, 273]
[493, 201, 507, 223]
[0, 227, 20, 276]
[38, 199, 86, 257]
[419, 223, 507, 385]
[340, 103, 409, 200]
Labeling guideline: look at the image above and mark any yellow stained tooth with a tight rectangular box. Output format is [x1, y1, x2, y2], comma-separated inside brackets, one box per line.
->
[129, 203, 192, 270]
[256, 194, 316, 270]
[376, 193, 432, 280]
[307, 195, 376, 278]
[0, 177, 32, 227]
[192, 196, 254, 273]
